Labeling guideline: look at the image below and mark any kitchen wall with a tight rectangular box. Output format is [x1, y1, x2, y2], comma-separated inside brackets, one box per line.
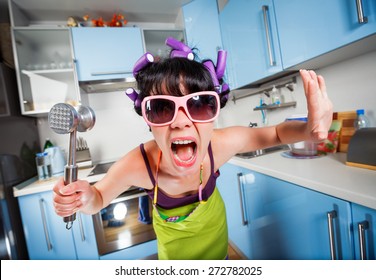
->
[218, 50, 376, 128]
[37, 50, 376, 163]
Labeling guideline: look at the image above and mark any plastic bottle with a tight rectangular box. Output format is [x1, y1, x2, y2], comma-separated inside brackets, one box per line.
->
[354, 109, 370, 130]
[43, 138, 54, 150]
[270, 85, 281, 105]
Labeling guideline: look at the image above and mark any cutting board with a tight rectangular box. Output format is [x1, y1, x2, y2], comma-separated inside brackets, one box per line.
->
[333, 111, 357, 152]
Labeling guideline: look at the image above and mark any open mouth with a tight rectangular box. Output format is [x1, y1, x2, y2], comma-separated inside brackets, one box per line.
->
[171, 139, 197, 166]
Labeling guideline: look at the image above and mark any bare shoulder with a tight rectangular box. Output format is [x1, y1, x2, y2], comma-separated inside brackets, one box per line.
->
[108, 140, 157, 190]
[211, 127, 244, 169]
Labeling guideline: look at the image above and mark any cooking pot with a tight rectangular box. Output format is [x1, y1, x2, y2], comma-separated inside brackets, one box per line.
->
[44, 147, 65, 176]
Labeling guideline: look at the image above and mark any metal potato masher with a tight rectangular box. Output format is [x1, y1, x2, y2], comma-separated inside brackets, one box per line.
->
[48, 103, 96, 229]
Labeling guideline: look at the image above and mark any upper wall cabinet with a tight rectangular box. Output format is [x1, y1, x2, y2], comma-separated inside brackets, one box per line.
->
[219, 0, 376, 89]
[274, 0, 376, 69]
[182, 0, 223, 62]
[8, 0, 79, 116]
[11, 28, 78, 115]
[219, 0, 284, 90]
[71, 28, 144, 82]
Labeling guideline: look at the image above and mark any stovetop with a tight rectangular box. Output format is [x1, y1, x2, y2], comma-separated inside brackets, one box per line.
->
[88, 161, 115, 176]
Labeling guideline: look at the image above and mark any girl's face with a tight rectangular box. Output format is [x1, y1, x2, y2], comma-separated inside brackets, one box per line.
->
[150, 108, 215, 176]
[143, 84, 218, 175]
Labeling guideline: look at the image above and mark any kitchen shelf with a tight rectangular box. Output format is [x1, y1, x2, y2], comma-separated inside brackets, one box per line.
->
[253, 101, 297, 111]
[22, 68, 74, 75]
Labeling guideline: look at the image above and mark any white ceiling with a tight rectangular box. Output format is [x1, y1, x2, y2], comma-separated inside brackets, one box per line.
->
[4, 0, 193, 24]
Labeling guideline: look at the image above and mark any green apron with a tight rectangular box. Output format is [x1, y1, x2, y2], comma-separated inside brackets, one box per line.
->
[152, 187, 228, 260]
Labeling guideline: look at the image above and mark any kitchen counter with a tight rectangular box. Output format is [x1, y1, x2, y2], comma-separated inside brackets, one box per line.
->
[14, 153, 376, 210]
[13, 166, 104, 197]
[230, 152, 376, 210]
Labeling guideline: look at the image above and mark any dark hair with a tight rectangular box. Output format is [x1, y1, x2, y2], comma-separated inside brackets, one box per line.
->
[134, 57, 228, 115]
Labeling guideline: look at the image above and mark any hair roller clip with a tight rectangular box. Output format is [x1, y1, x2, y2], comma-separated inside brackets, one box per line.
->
[125, 87, 141, 108]
[221, 83, 230, 94]
[203, 60, 219, 91]
[170, 50, 194, 60]
[165, 37, 192, 53]
[133, 52, 154, 77]
[215, 50, 227, 80]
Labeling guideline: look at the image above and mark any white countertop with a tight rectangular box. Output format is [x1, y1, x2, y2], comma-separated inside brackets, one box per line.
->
[229, 152, 376, 210]
[14, 152, 376, 210]
[13, 167, 104, 197]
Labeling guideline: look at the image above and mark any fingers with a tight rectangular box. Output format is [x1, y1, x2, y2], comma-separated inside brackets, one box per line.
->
[53, 178, 88, 217]
[317, 75, 328, 98]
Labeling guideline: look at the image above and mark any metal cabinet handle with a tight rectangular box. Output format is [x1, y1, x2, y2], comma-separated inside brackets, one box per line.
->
[358, 221, 369, 260]
[39, 198, 53, 251]
[355, 0, 368, 24]
[262, 5, 276, 66]
[237, 173, 248, 226]
[327, 210, 337, 260]
[77, 212, 86, 242]
[91, 70, 132, 76]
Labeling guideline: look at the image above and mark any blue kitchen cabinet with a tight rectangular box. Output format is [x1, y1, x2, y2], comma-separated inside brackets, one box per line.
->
[18, 190, 99, 259]
[71, 27, 144, 81]
[217, 163, 354, 259]
[99, 239, 158, 260]
[71, 212, 99, 260]
[273, 0, 376, 69]
[219, 0, 283, 89]
[182, 0, 223, 62]
[351, 203, 376, 260]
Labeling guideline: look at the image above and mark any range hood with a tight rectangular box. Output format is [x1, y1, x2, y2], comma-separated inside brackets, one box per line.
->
[79, 77, 137, 93]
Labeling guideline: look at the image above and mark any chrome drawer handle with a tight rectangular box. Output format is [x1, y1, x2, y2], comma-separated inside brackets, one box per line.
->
[358, 221, 369, 260]
[355, 0, 368, 24]
[262, 5, 276, 66]
[91, 70, 132, 76]
[39, 198, 53, 251]
[237, 172, 248, 226]
[327, 210, 337, 260]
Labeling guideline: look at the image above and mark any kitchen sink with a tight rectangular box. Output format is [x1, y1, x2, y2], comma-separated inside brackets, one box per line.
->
[235, 144, 289, 159]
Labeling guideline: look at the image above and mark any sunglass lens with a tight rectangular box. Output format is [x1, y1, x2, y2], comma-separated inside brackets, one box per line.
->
[187, 94, 218, 121]
[145, 99, 175, 124]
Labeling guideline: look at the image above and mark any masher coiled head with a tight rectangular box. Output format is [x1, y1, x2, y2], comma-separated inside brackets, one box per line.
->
[48, 103, 79, 134]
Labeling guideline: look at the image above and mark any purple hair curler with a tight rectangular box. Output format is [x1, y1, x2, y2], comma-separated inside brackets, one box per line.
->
[221, 83, 230, 94]
[203, 60, 219, 89]
[133, 52, 154, 77]
[216, 50, 227, 80]
[125, 87, 141, 108]
[171, 50, 194, 60]
[125, 88, 138, 102]
[165, 37, 192, 53]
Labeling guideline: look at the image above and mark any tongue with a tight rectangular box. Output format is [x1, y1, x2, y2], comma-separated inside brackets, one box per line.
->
[175, 144, 194, 162]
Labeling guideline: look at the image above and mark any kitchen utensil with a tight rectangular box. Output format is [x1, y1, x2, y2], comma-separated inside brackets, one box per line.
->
[48, 103, 95, 229]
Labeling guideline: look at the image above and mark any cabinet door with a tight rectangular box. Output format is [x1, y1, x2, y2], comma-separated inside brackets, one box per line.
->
[245, 172, 353, 260]
[71, 28, 144, 81]
[182, 0, 223, 62]
[18, 191, 76, 259]
[71, 212, 99, 260]
[12, 28, 78, 115]
[351, 203, 376, 260]
[219, 0, 283, 89]
[218, 163, 354, 259]
[217, 164, 252, 256]
[274, 0, 376, 69]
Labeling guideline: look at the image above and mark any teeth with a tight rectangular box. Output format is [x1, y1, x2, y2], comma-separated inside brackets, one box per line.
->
[172, 140, 193, 145]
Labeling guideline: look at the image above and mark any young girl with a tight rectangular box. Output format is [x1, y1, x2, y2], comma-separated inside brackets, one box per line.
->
[53, 38, 333, 260]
